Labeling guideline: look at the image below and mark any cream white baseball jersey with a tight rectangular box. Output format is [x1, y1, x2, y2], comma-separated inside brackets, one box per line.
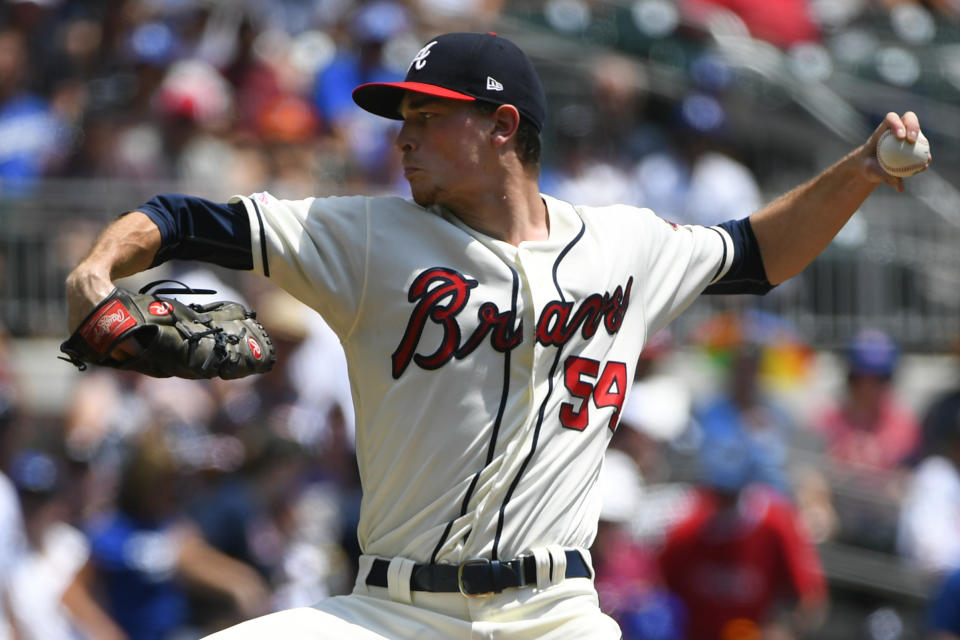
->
[230, 190, 734, 564]
[123, 26, 810, 638]
[136, 186, 757, 639]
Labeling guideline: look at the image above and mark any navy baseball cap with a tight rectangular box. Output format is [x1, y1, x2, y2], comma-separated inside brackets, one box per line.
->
[352, 32, 547, 131]
[847, 328, 898, 377]
[10, 450, 61, 496]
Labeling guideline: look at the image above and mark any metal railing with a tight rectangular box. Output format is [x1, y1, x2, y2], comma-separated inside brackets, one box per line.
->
[672, 183, 960, 352]
[496, 4, 960, 353]
[2, 178, 958, 350]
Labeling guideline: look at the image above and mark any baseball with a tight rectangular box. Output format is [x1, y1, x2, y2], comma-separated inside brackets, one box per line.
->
[876, 129, 930, 177]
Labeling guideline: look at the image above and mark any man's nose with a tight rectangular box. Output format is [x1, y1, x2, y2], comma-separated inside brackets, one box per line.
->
[395, 123, 416, 152]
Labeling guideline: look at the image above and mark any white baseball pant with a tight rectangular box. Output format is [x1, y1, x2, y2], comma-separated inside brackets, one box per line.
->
[203, 549, 622, 639]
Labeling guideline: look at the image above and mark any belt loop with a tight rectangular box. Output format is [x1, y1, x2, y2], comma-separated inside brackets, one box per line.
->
[355, 555, 376, 594]
[531, 548, 552, 589]
[387, 557, 416, 604]
[515, 555, 526, 585]
[546, 545, 567, 586]
[577, 548, 595, 580]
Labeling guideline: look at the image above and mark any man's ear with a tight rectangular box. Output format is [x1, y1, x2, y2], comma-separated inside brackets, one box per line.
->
[490, 104, 521, 147]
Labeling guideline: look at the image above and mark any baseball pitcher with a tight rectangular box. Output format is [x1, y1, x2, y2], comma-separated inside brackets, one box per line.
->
[64, 32, 929, 640]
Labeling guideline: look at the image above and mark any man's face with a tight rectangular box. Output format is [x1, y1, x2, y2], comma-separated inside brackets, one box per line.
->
[395, 94, 494, 210]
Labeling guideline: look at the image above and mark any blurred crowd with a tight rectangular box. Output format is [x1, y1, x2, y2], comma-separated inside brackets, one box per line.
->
[0, 0, 510, 201]
[5, 294, 960, 639]
[2, 0, 957, 205]
[593, 314, 960, 639]
[0, 283, 364, 639]
[2, 0, 960, 639]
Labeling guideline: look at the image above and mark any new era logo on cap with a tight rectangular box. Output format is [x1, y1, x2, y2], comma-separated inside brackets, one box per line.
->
[352, 32, 547, 131]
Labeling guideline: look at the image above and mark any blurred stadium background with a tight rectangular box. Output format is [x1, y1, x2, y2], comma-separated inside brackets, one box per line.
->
[1, 0, 959, 638]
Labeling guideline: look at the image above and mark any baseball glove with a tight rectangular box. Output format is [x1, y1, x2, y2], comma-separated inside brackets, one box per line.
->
[59, 280, 276, 379]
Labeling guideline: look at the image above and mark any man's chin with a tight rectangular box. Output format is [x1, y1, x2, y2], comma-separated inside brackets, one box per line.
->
[408, 186, 435, 208]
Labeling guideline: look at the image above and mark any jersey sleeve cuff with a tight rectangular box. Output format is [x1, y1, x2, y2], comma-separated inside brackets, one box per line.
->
[230, 194, 270, 277]
[704, 218, 774, 295]
[708, 225, 735, 285]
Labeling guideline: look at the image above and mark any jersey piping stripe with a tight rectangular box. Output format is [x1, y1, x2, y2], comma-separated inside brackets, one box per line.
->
[707, 226, 731, 284]
[428, 266, 521, 564]
[491, 219, 587, 560]
[250, 197, 270, 277]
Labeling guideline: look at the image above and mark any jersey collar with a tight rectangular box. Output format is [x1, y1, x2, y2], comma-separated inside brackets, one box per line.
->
[430, 194, 582, 254]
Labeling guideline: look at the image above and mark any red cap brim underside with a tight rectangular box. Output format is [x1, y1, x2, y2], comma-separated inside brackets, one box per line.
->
[352, 81, 476, 120]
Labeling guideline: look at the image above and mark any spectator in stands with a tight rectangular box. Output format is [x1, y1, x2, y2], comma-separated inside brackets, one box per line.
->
[84, 428, 270, 640]
[64, 367, 152, 464]
[807, 329, 919, 552]
[6, 449, 125, 640]
[307, 401, 363, 591]
[812, 328, 920, 470]
[0, 28, 71, 196]
[64, 363, 217, 520]
[928, 567, 960, 639]
[593, 448, 684, 640]
[186, 434, 307, 577]
[616, 328, 692, 484]
[897, 401, 960, 574]
[312, 1, 411, 188]
[227, 292, 364, 596]
[154, 57, 239, 188]
[692, 312, 800, 496]
[546, 54, 653, 208]
[680, 0, 822, 48]
[278, 294, 357, 449]
[877, 0, 960, 19]
[0, 371, 25, 639]
[206, 287, 335, 448]
[589, 55, 662, 166]
[547, 111, 639, 207]
[185, 433, 323, 628]
[631, 92, 762, 227]
[196, 287, 360, 597]
[696, 342, 794, 494]
[413, 0, 505, 30]
[657, 427, 827, 640]
[911, 339, 960, 464]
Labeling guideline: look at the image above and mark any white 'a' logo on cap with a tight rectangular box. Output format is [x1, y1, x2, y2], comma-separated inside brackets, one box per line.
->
[410, 41, 438, 71]
[486, 76, 504, 91]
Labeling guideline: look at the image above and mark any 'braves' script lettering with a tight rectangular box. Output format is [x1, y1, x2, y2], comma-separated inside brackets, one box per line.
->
[534, 277, 632, 346]
[391, 267, 632, 378]
[392, 268, 477, 378]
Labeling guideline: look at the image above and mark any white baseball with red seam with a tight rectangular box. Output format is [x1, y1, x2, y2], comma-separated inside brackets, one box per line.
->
[876, 129, 930, 177]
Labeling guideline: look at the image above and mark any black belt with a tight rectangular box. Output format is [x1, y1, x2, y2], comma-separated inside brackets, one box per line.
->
[365, 550, 591, 597]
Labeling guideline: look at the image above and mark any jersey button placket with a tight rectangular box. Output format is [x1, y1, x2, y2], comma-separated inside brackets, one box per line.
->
[515, 248, 551, 425]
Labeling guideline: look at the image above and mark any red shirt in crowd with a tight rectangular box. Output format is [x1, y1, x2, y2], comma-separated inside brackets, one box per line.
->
[814, 393, 919, 470]
[657, 485, 826, 639]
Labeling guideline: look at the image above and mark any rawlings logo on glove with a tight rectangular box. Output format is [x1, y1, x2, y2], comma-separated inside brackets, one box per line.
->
[60, 280, 276, 380]
[82, 300, 137, 353]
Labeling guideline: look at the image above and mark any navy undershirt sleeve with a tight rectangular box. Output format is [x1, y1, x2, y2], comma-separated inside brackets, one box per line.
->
[131, 193, 253, 270]
[702, 217, 774, 295]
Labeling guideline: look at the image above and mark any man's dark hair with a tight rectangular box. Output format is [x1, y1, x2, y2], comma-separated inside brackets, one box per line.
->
[472, 102, 541, 173]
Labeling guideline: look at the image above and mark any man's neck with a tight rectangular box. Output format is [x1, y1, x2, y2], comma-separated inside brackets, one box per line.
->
[444, 177, 548, 246]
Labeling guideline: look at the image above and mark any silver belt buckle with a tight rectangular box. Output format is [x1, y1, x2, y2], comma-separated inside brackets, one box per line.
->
[458, 558, 493, 597]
